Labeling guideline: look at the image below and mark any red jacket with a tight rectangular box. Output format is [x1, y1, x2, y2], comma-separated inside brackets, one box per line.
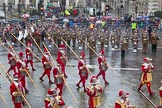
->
[8, 52, 16, 65]
[53, 67, 64, 84]
[78, 59, 88, 77]
[25, 47, 33, 60]
[10, 81, 24, 103]
[141, 63, 154, 73]
[57, 50, 66, 66]
[98, 56, 106, 69]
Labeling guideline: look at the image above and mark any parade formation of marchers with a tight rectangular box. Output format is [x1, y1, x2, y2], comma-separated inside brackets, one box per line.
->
[0, 16, 162, 108]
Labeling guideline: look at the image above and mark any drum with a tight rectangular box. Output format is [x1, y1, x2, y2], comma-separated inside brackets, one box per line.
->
[61, 57, 66, 65]
[27, 55, 32, 60]
[20, 70, 27, 76]
[14, 95, 23, 103]
[55, 78, 63, 84]
[10, 60, 16, 66]
[101, 62, 108, 71]
[45, 64, 52, 69]
[81, 70, 86, 76]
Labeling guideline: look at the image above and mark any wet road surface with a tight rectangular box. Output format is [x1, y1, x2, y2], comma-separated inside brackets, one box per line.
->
[0, 32, 162, 108]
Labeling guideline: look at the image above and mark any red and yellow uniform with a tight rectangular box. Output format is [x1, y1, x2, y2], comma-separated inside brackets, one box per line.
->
[7, 46, 17, 75]
[40, 48, 53, 83]
[115, 98, 129, 108]
[25, 42, 36, 71]
[57, 44, 67, 78]
[114, 90, 129, 108]
[53, 64, 64, 96]
[138, 57, 154, 96]
[10, 75, 24, 108]
[76, 52, 88, 92]
[96, 50, 109, 85]
[86, 76, 102, 108]
[44, 88, 65, 108]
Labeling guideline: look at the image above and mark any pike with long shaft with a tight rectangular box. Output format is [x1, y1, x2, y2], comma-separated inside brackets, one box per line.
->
[0, 63, 32, 108]
[61, 37, 92, 75]
[80, 38, 126, 83]
[42, 42, 78, 104]
[11, 33, 41, 61]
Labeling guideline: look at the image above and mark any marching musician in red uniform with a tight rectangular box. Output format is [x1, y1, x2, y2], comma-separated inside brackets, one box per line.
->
[114, 90, 130, 108]
[7, 46, 17, 76]
[10, 74, 24, 108]
[44, 88, 65, 108]
[76, 51, 88, 92]
[57, 44, 68, 78]
[138, 57, 154, 96]
[17, 51, 29, 93]
[25, 41, 36, 71]
[96, 49, 109, 85]
[40, 48, 53, 84]
[86, 76, 103, 108]
[53, 63, 64, 96]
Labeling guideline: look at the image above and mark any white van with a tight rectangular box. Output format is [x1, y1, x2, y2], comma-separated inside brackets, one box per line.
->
[0, 11, 5, 21]
[88, 8, 97, 16]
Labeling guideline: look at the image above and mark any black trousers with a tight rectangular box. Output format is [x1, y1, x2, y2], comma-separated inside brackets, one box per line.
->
[57, 39, 61, 47]
[121, 50, 125, 59]
[152, 44, 157, 54]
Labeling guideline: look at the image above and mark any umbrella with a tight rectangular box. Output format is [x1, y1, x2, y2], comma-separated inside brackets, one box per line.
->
[63, 18, 69, 22]
[89, 17, 96, 20]
[31, 15, 39, 20]
[104, 16, 112, 19]
[22, 14, 30, 18]
[96, 20, 102, 24]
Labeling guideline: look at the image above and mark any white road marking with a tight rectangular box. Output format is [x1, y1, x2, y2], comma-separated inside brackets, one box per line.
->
[86, 65, 140, 71]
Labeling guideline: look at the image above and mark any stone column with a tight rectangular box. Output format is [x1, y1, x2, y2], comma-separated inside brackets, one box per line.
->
[25, 0, 29, 7]
[44, 0, 48, 9]
[101, 2, 105, 12]
[82, 0, 86, 7]
[15, 0, 19, 5]
[35, 0, 39, 9]
[75, 0, 79, 7]
[4, 0, 8, 5]
[65, 0, 70, 9]
[58, 0, 60, 7]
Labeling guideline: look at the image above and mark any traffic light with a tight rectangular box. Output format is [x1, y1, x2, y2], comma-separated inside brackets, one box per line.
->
[135, 6, 138, 13]
[3, 3, 6, 12]
[105, 5, 109, 11]
[18, 4, 21, 13]
[93, 8, 95, 16]
[9, 3, 12, 9]
[121, 5, 124, 8]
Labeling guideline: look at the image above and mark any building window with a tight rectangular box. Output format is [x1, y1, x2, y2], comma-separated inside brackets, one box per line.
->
[9, 0, 15, 4]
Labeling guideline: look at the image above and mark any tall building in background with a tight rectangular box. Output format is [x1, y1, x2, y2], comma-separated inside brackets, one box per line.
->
[147, 0, 161, 16]
[128, 0, 161, 18]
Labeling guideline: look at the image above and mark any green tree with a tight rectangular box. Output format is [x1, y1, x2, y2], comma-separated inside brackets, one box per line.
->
[154, 10, 162, 18]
